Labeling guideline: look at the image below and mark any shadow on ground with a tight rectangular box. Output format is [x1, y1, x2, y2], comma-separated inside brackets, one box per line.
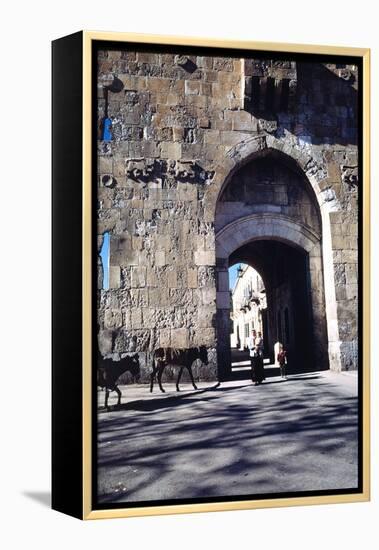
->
[97, 371, 359, 504]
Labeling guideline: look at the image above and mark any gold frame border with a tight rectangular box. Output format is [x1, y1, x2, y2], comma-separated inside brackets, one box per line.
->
[82, 31, 371, 520]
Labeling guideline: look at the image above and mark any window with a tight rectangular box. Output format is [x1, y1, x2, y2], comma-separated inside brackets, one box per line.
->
[99, 232, 110, 290]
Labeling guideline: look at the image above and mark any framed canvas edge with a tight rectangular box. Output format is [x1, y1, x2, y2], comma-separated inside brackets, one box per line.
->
[81, 31, 371, 520]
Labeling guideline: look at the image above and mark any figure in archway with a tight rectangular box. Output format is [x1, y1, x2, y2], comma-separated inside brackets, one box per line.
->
[277, 343, 288, 379]
[248, 329, 265, 385]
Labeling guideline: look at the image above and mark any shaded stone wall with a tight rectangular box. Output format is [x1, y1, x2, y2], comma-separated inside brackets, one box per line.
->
[216, 155, 321, 234]
[97, 48, 359, 379]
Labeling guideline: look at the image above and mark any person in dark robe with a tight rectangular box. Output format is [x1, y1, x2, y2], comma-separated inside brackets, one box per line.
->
[248, 329, 265, 385]
[255, 331, 265, 384]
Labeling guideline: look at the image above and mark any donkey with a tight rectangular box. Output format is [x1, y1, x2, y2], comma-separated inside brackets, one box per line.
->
[98, 353, 140, 409]
[150, 346, 209, 393]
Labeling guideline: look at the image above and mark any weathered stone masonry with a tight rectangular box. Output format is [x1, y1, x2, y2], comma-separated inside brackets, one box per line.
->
[96, 49, 359, 381]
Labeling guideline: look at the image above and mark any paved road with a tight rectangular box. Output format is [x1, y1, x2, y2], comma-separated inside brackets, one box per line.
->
[97, 371, 359, 504]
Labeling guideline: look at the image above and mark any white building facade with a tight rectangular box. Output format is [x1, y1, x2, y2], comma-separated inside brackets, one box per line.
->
[230, 265, 267, 351]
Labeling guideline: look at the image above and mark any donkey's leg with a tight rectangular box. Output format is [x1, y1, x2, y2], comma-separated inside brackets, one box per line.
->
[105, 389, 110, 409]
[176, 367, 184, 391]
[150, 360, 158, 393]
[115, 385, 122, 407]
[187, 364, 198, 390]
[157, 365, 166, 393]
[150, 370, 156, 393]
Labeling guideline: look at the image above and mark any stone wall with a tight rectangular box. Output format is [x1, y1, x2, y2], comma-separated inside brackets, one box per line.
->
[96, 47, 359, 379]
[216, 154, 321, 234]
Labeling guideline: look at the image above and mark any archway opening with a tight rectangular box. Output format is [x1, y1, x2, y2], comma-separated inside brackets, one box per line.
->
[228, 239, 314, 379]
[215, 149, 329, 381]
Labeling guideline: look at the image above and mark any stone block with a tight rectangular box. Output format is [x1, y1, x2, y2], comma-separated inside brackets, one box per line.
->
[341, 250, 358, 263]
[220, 130, 252, 146]
[147, 268, 159, 287]
[187, 268, 198, 288]
[171, 328, 189, 348]
[173, 127, 185, 141]
[229, 110, 254, 131]
[194, 250, 215, 266]
[149, 287, 169, 307]
[131, 266, 146, 288]
[156, 234, 172, 251]
[147, 77, 171, 92]
[333, 263, 346, 285]
[112, 248, 140, 267]
[185, 95, 207, 108]
[178, 184, 197, 201]
[213, 58, 234, 72]
[155, 250, 166, 266]
[98, 156, 113, 174]
[185, 80, 200, 95]
[345, 263, 358, 285]
[136, 52, 159, 64]
[98, 211, 120, 235]
[109, 266, 121, 289]
[199, 117, 211, 128]
[167, 268, 178, 288]
[331, 235, 346, 249]
[204, 130, 221, 145]
[166, 93, 180, 106]
[159, 329, 171, 347]
[335, 285, 347, 301]
[202, 287, 217, 306]
[196, 56, 213, 69]
[346, 283, 358, 300]
[160, 142, 182, 160]
[205, 232, 215, 250]
[131, 309, 143, 329]
[98, 330, 113, 356]
[197, 307, 216, 328]
[198, 266, 216, 288]
[121, 309, 132, 330]
[192, 327, 216, 347]
[104, 309, 123, 329]
[132, 236, 143, 251]
[141, 308, 157, 329]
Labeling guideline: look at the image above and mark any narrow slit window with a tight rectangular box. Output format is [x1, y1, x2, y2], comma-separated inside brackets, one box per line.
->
[99, 232, 110, 290]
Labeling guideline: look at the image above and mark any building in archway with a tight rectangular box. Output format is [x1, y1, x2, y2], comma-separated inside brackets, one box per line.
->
[97, 49, 359, 382]
[230, 265, 267, 351]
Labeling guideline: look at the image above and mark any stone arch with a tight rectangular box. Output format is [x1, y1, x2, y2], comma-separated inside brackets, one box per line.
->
[204, 134, 329, 219]
[216, 214, 320, 261]
[215, 214, 328, 378]
[211, 137, 341, 377]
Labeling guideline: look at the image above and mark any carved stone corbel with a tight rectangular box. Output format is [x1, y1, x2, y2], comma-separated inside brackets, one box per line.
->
[341, 165, 358, 190]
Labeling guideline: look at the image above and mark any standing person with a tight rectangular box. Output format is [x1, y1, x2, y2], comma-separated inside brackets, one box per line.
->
[248, 329, 259, 385]
[277, 345, 287, 379]
[255, 331, 265, 384]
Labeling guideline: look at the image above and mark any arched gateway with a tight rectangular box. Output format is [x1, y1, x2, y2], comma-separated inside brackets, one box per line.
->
[94, 54, 359, 385]
[210, 136, 338, 379]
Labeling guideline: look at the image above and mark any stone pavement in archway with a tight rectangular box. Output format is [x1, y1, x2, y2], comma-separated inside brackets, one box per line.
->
[97, 370, 359, 504]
